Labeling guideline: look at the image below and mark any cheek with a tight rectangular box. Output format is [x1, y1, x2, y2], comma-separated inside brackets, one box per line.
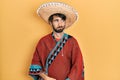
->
[62, 22, 66, 26]
[53, 22, 58, 27]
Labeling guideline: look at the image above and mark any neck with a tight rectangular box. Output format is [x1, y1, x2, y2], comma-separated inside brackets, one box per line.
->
[53, 31, 64, 39]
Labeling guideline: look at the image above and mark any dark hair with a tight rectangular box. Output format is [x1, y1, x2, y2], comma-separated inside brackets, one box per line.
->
[48, 13, 66, 23]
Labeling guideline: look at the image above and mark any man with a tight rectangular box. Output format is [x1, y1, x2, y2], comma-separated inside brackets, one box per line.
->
[29, 2, 84, 80]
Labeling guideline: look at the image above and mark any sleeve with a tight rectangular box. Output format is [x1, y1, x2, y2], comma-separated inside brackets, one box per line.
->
[67, 38, 84, 80]
[29, 39, 45, 80]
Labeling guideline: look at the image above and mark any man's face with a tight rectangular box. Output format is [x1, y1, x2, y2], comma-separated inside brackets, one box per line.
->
[50, 16, 66, 33]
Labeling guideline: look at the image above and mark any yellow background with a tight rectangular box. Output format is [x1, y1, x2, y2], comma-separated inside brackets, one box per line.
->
[0, 0, 120, 80]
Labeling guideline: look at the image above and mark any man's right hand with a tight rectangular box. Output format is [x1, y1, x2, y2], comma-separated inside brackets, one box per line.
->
[45, 76, 56, 80]
[39, 72, 56, 80]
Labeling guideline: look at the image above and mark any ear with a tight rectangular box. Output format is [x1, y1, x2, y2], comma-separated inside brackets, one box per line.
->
[49, 21, 52, 25]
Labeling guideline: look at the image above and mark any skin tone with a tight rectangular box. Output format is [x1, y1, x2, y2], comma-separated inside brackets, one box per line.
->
[50, 16, 66, 39]
[39, 73, 56, 80]
[39, 15, 66, 80]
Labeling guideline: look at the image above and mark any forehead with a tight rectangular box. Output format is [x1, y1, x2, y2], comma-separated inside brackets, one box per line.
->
[53, 16, 62, 19]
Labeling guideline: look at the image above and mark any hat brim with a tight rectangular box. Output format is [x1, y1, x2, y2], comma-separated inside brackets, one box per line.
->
[37, 2, 78, 28]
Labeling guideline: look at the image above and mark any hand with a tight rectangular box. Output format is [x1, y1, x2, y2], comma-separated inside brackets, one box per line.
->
[39, 72, 56, 80]
[45, 76, 56, 80]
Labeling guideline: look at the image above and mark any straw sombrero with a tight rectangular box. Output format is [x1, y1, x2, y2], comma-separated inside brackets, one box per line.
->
[37, 2, 78, 28]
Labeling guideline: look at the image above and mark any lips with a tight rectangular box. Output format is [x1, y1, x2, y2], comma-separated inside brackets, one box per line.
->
[57, 26, 63, 28]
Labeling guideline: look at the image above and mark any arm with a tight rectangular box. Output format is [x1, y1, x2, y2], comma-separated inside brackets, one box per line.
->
[67, 38, 84, 80]
[29, 39, 56, 80]
[29, 40, 44, 80]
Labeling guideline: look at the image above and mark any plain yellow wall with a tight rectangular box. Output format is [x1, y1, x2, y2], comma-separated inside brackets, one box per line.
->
[0, 0, 120, 80]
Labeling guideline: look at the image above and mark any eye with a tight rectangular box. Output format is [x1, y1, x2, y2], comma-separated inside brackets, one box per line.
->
[61, 20, 65, 22]
[54, 19, 59, 22]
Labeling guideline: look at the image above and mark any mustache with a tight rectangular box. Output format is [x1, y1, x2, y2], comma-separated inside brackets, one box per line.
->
[57, 26, 64, 28]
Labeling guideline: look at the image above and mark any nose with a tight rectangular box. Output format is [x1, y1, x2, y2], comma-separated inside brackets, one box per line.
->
[58, 20, 64, 26]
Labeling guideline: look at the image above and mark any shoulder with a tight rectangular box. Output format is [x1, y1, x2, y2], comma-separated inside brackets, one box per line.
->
[38, 33, 52, 44]
[67, 34, 78, 43]
[67, 34, 81, 50]
[66, 34, 80, 47]
[41, 33, 52, 41]
[41, 33, 51, 40]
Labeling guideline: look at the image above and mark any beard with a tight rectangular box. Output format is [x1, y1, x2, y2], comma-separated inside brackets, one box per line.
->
[52, 25, 65, 33]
